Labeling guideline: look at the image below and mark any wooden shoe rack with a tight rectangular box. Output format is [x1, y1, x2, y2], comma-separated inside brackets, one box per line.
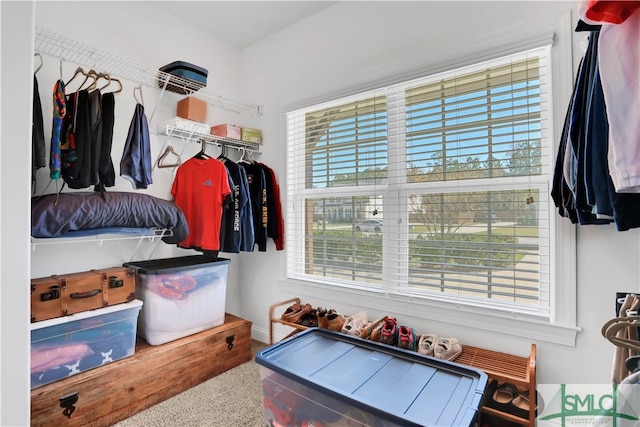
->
[268, 298, 537, 427]
[457, 344, 536, 426]
[269, 297, 308, 345]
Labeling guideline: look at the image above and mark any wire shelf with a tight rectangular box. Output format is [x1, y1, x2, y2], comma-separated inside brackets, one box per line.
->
[34, 26, 262, 115]
[162, 125, 262, 153]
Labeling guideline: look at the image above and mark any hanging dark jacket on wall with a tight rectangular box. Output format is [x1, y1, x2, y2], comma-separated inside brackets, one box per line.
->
[120, 103, 152, 190]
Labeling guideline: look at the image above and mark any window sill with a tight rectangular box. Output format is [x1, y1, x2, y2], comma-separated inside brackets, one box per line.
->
[277, 278, 581, 347]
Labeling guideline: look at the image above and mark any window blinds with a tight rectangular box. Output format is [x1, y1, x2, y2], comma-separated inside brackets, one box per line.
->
[287, 45, 552, 315]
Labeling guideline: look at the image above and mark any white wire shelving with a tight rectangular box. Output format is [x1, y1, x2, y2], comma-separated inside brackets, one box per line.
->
[33, 26, 263, 116]
[162, 125, 262, 153]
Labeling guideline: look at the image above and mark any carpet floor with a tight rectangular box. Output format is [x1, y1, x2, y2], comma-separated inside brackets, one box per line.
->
[113, 340, 269, 427]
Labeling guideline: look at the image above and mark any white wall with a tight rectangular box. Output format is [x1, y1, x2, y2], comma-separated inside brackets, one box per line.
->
[1, 2, 35, 424]
[4, 2, 640, 424]
[238, 0, 640, 386]
[29, 1, 252, 317]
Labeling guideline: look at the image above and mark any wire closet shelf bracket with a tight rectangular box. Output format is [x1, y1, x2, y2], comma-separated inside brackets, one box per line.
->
[33, 26, 263, 116]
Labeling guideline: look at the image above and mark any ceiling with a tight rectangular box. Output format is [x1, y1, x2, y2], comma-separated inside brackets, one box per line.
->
[149, 1, 337, 50]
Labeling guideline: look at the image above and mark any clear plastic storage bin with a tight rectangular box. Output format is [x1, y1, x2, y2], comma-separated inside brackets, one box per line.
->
[30, 299, 142, 389]
[124, 256, 229, 345]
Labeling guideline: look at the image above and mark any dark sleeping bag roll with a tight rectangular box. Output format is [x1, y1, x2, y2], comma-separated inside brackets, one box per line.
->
[31, 191, 189, 244]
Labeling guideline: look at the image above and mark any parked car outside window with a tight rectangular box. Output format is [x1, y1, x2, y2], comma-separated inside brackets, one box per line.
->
[353, 219, 383, 232]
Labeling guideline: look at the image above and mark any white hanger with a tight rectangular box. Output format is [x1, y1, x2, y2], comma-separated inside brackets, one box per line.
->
[133, 85, 144, 105]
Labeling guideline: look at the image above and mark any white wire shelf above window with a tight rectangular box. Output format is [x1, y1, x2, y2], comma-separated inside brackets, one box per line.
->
[33, 26, 263, 116]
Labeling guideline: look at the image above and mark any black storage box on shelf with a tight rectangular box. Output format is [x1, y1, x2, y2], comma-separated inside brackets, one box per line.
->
[256, 328, 488, 427]
[158, 61, 208, 95]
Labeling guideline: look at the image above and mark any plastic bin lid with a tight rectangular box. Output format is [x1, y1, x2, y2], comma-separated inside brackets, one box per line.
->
[256, 328, 488, 427]
[159, 61, 209, 77]
[124, 256, 229, 275]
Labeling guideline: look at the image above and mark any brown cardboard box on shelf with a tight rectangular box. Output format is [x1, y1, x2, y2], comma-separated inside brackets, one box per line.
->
[177, 97, 207, 122]
[210, 123, 242, 140]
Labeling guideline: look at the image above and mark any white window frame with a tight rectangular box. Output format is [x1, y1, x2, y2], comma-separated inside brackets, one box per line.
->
[281, 11, 580, 346]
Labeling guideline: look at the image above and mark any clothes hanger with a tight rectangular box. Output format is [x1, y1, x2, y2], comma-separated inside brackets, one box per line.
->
[157, 144, 182, 168]
[34, 53, 43, 74]
[64, 66, 86, 87]
[104, 76, 123, 94]
[238, 147, 250, 164]
[217, 144, 228, 161]
[65, 67, 95, 92]
[602, 316, 640, 348]
[193, 140, 211, 159]
[133, 85, 144, 105]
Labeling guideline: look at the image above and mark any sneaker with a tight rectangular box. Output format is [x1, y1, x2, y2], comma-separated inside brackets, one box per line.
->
[379, 317, 397, 345]
[341, 311, 369, 336]
[417, 333, 438, 356]
[433, 337, 463, 361]
[397, 325, 417, 351]
[360, 317, 385, 340]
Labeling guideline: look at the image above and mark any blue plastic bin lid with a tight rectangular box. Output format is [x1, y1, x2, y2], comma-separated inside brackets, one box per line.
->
[124, 256, 229, 275]
[256, 328, 488, 427]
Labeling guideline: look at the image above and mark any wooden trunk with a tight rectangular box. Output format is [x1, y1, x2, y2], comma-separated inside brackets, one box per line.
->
[31, 313, 253, 427]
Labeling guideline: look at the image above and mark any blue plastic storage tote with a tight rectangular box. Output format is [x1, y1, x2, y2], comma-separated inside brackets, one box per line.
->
[256, 328, 487, 427]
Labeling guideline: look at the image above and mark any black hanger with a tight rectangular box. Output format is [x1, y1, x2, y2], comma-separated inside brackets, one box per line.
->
[194, 140, 211, 159]
[217, 144, 228, 161]
[626, 355, 640, 374]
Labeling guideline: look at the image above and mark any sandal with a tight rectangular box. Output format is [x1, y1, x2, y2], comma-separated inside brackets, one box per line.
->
[511, 390, 536, 420]
[485, 380, 519, 412]
[281, 303, 312, 324]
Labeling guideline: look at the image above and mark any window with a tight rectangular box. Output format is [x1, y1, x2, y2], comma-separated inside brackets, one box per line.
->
[286, 42, 574, 338]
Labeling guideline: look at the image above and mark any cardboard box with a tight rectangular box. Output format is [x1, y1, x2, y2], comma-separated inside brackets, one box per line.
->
[30, 300, 142, 389]
[241, 127, 262, 143]
[124, 256, 230, 346]
[210, 123, 242, 140]
[256, 328, 488, 427]
[177, 96, 207, 122]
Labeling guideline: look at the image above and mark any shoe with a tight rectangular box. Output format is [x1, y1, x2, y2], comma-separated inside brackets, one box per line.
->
[397, 326, 417, 351]
[281, 303, 312, 324]
[341, 311, 369, 336]
[327, 310, 346, 332]
[433, 337, 462, 361]
[360, 317, 385, 340]
[379, 317, 397, 345]
[317, 307, 329, 329]
[417, 333, 438, 356]
[510, 390, 537, 420]
[300, 308, 318, 327]
[280, 303, 301, 321]
[485, 380, 519, 412]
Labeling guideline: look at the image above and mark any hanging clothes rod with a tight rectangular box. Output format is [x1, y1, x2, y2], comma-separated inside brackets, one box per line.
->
[162, 125, 261, 153]
[33, 26, 263, 116]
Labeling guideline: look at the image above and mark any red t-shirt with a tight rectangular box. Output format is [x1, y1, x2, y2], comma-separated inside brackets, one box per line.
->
[171, 157, 231, 251]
